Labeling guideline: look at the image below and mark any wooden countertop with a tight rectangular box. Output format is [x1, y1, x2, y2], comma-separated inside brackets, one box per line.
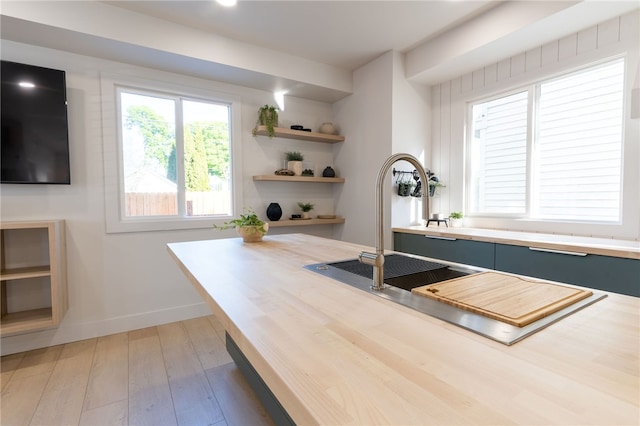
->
[393, 225, 640, 260]
[168, 234, 639, 425]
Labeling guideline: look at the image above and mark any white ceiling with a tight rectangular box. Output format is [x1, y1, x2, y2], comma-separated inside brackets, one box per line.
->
[104, 0, 499, 72]
[2, 1, 638, 102]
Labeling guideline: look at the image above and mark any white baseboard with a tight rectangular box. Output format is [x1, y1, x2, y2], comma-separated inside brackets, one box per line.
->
[0, 302, 212, 356]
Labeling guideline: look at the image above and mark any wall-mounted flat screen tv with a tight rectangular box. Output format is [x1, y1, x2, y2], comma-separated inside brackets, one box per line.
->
[1, 60, 71, 184]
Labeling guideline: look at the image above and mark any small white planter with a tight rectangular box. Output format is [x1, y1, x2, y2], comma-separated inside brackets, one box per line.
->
[288, 161, 303, 176]
[450, 218, 463, 228]
[319, 122, 336, 134]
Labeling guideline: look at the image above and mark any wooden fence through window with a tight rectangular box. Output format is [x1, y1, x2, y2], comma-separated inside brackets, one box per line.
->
[125, 192, 230, 216]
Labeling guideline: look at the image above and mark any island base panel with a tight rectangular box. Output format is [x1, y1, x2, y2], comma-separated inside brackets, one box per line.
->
[225, 332, 296, 426]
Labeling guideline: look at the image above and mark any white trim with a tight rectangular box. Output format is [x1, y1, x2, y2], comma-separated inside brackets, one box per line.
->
[0, 302, 212, 356]
[100, 71, 243, 233]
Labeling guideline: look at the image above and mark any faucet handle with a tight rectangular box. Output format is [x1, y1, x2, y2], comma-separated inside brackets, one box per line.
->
[358, 251, 384, 267]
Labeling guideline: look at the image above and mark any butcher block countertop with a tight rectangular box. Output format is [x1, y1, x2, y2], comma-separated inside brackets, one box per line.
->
[167, 234, 639, 425]
[393, 225, 640, 260]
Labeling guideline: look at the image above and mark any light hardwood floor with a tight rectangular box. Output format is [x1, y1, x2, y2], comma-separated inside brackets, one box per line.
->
[1, 315, 274, 426]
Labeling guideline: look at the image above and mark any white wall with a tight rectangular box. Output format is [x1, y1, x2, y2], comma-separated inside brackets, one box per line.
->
[390, 50, 431, 230]
[332, 52, 394, 247]
[430, 11, 640, 240]
[0, 40, 337, 355]
[332, 51, 431, 249]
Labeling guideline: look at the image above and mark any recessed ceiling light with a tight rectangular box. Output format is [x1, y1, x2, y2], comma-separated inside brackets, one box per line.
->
[216, 0, 237, 6]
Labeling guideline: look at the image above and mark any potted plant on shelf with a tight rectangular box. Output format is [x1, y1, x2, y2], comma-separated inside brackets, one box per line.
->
[449, 211, 464, 228]
[212, 209, 269, 242]
[286, 151, 304, 176]
[298, 202, 314, 219]
[252, 104, 279, 138]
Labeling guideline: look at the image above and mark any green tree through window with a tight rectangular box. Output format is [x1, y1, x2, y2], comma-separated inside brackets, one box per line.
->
[119, 89, 232, 217]
[125, 105, 174, 172]
[184, 122, 210, 191]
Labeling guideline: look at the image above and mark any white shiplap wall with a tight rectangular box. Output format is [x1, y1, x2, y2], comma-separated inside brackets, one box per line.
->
[431, 11, 640, 240]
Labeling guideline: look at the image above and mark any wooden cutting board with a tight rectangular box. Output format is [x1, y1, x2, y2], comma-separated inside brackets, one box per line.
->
[411, 272, 593, 327]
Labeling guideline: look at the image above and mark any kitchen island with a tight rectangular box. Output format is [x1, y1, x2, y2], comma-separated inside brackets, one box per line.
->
[168, 233, 639, 425]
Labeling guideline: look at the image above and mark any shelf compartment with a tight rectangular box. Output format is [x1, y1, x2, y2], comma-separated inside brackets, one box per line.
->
[1, 265, 51, 280]
[0, 220, 67, 337]
[0, 307, 55, 335]
[254, 125, 345, 143]
[253, 175, 345, 183]
[268, 217, 345, 228]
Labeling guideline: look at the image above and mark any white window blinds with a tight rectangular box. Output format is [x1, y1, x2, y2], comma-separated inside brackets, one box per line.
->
[534, 58, 624, 221]
[470, 91, 528, 214]
[468, 57, 625, 222]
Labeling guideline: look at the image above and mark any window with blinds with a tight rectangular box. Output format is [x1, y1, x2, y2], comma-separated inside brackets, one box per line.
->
[467, 58, 624, 222]
[469, 91, 528, 215]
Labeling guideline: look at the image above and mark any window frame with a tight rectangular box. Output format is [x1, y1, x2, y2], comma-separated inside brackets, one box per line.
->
[101, 72, 243, 233]
[464, 56, 626, 225]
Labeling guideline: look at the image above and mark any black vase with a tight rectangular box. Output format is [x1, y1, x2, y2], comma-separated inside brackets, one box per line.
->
[266, 203, 282, 221]
[322, 166, 336, 178]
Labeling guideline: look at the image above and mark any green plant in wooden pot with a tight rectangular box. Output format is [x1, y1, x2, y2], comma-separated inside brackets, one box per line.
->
[298, 202, 314, 219]
[213, 208, 269, 242]
[252, 105, 279, 138]
[286, 151, 304, 176]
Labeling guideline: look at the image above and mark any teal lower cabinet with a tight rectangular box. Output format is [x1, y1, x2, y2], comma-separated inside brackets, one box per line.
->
[494, 244, 639, 297]
[393, 232, 495, 269]
[393, 232, 639, 297]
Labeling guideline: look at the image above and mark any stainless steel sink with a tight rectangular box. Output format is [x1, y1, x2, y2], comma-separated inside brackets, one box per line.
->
[304, 253, 607, 345]
[325, 254, 474, 291]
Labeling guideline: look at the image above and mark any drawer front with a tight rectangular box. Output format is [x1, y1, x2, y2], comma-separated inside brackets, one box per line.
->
[495, 244, 640, 297]
[393, 232, 495, 269]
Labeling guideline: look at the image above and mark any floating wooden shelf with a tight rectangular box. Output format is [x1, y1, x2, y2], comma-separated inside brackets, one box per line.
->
[253, 175, 345, 183]
[254, 125, 345, 143]
[268, 217, 345, 228]
[253, 124, 345, 229]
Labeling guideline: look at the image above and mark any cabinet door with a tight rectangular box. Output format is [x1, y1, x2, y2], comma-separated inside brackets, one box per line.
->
[393, 233, 495, 269]
[495, 244, 639, 297]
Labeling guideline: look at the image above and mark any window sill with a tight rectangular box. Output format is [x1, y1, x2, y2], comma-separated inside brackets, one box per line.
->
[105, 216, 226, 234]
